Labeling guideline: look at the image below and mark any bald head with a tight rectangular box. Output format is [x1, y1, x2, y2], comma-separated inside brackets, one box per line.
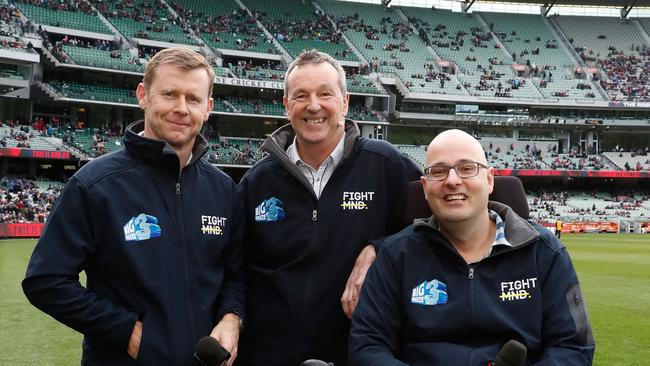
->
[425, 129, 487, 167]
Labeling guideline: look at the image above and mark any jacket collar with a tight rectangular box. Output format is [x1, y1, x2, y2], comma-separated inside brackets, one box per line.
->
[413, 201, 539, 248]
[261, 119, 360, 162]
[123, 120, 209, 169]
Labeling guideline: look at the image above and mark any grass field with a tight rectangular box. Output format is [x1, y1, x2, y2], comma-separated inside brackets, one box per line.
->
[1, 234, 649, 365]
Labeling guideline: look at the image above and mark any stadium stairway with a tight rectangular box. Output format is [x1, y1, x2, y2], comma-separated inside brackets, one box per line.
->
[33, 81, 59, 100]
[235, 0, 292, 60]
[545, 16, 610, 101]
[313, 1, 368, 65]
[86, 1, 131, 45]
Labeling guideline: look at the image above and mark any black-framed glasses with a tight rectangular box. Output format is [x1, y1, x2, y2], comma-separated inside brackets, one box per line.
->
[424, 161, 488, 181]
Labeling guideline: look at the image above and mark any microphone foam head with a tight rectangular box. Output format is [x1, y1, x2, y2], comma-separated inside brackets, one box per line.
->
[496, 339, 527, 366]
[194, 336, 230, 366]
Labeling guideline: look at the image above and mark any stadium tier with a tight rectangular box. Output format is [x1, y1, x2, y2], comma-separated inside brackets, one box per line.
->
[1, 1, 649, 229]
[243, 0, 358, 61]
[171, 0, 278, 54]
[15, 1, 112, 35]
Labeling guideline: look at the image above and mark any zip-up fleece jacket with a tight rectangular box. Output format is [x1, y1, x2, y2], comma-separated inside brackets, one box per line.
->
[236, 121, 422, 366]
[22, 121, 245, 366]
[349, 201, 595, 366]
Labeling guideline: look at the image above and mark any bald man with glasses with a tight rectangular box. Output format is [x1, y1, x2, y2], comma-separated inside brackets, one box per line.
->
[349, 129, 594, 366]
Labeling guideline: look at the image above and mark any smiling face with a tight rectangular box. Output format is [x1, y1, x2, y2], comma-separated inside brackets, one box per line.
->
[421, 129, 494, 230]
[283, 62, 348, 151]
[137, 63, 213, 155]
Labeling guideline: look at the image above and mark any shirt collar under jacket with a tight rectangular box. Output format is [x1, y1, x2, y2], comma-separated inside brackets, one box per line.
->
[286, 131, 345, 170]
[413, 201, 539, 251]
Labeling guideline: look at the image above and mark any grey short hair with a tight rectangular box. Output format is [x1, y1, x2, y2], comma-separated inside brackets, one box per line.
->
[284, 49, 347, 96]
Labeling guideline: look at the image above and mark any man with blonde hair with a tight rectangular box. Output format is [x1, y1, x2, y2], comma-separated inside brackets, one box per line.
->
[24, 47, 244, 365]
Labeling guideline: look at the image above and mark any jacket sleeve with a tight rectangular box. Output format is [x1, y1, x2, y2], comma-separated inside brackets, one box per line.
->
[214, 181, 245, 321]
[533, 243, 595, 365]
[368, 152, 422, 252]
[349, 244, 410, 366]
[22, 177, 138, 353]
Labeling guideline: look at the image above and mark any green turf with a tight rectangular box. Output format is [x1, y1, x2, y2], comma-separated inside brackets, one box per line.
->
[1, 234, 649, 365]
[0, 239, 82, 365]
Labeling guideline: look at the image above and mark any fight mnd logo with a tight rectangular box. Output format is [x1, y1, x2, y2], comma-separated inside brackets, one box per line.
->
[499, 277, 537, 302]
[124, 213, 161, 242]
[255, 197, 285, 222]
[340, 191, 375, 210]
[411, 279, 448, 305]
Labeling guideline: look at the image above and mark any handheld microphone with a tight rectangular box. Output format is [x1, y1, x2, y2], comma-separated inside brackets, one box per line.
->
[300, 360, 334, 366]
[493, 339, 527, 366]
[194, 336, 231, 366]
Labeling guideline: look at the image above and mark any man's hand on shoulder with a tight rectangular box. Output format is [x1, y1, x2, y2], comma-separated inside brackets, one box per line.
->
[210, 313, 241, 366]
[341, 244, 377, 319]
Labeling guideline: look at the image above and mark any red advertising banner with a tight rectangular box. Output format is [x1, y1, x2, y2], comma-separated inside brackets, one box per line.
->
[541, 222, 619, 233]
[0, 147, 71, 160]
[493, 169, 650, 178]
[0, 223, 45, 237]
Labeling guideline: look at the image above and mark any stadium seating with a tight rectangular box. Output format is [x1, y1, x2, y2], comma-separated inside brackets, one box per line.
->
[322, 1, 466, 95]
[242, 0, 358, 61]
[214, 96, 284, 116]
[54, 128, 123, 157]
[206, 136, 266, 165]
[528, 188, 650, 222]
[90, 0, 197, 45]
[554, 16, 645, 61]
[479, 12, 573, 69]
[0, 177, 64, 223]
[602, 151, 650, 171]
[48, 80, 138, 105]
[16, 1, 112, 34]
[171, 0, 278, 54]
[61, 44, 144, 72]
[0, 125, 61, 150]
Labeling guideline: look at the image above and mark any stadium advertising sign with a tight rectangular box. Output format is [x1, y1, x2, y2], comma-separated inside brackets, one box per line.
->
[0, 148, 71, 160]
[493, 169, 650, 178]
[541, 222, 618, 233]
[608, 101, 650, 109]
[215, 76, 283, 90]
[0, 223, 45, 238]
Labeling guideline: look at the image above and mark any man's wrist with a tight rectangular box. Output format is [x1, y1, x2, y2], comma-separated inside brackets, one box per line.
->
[223, 312, 243, 331]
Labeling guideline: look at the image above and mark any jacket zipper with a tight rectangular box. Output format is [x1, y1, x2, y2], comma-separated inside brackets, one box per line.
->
[468, 265, 476, 324]
[297, 203, 319, 361]
[177, 174, 198, 340]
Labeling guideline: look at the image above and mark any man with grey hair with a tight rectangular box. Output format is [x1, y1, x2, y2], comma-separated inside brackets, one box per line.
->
[236, 50, 421, 365]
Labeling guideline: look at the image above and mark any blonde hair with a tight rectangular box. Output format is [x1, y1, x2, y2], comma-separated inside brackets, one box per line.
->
[143, 47, 215, 96]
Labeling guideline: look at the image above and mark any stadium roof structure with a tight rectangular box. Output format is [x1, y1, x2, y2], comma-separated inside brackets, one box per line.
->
[381, 0, 650, 18]
[477, 0, 650, 6]
[382, 0, 650, 6]
[465, 0, 650, 17]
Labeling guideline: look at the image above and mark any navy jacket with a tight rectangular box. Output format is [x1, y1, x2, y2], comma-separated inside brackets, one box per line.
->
[23, 121, 245, 365]
[350, 202, 595, 366]
[236, 121, 422, 366]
